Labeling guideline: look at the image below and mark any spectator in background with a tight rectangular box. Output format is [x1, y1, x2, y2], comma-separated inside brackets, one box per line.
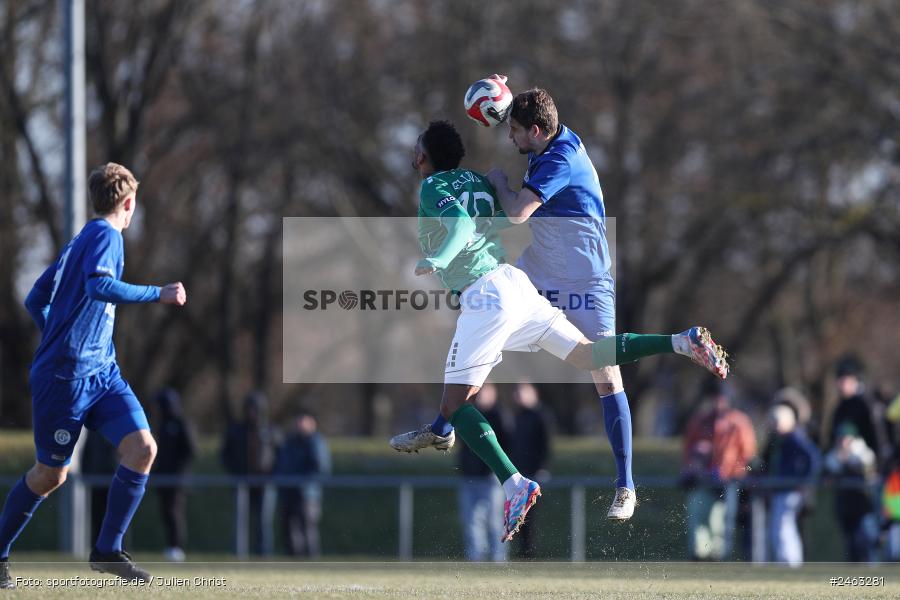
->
[829, 355, 891, 469]
[79, 431, 119, 545]
[882, 450, 900, 561]
[221, 391, 276, 555]
[152, 388, 196, 562]
[508, 383, 551, 559]
[873, 385, 898, 451]
[681, 379, 756, 561]
[772, 387, 816, 444]
[457, 383, 509, 562]
[760, 400, 821, 567]
[887, 392, 900, 455]
[274, 409, 331, 558]
[824, 422, 879, 562]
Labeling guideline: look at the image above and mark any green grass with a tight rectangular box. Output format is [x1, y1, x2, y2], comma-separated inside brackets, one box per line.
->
[4, 561, 900, 599]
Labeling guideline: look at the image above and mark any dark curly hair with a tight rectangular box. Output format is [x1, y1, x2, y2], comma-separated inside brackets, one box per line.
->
[421, 120, 466, 172]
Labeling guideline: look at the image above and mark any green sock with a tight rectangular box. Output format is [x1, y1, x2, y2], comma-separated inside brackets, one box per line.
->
[592, 333, 675, 368]
[449, 404, 517, 482]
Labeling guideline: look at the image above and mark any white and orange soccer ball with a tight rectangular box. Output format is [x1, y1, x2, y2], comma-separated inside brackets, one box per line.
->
[464, 75, 513, 127]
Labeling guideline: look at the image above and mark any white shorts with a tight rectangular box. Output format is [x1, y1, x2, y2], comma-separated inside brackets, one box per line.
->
[444, 264, 585, 386]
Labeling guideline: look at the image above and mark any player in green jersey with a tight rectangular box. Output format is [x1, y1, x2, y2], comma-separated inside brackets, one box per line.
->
[416, 166, 505, 293]
[391, 120, 728, 541]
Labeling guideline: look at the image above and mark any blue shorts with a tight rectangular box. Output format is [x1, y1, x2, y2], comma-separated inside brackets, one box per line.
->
[30, 362, 150, 467]
[559, 286, 615, 342]
[517, 267, 616, 342]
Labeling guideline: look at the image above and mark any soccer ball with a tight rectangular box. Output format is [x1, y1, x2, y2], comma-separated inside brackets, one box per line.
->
[464, 77, 513, 127]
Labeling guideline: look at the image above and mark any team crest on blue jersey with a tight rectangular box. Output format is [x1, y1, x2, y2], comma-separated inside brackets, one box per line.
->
[54, 429, 71, 445]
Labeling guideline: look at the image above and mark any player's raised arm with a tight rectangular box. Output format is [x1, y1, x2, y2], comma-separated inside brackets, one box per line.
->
[485, 168, 542, 224]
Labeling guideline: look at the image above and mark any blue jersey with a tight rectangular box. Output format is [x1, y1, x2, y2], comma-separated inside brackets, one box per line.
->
[27, 219, 158, 380]
[517, 124, 611, 288]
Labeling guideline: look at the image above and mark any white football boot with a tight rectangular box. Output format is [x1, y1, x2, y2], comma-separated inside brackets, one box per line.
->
[606, 487, 637, 520]
[673, 326, 730, 379]
[389, 425, 455, 453]
[502, 478, 542, 542]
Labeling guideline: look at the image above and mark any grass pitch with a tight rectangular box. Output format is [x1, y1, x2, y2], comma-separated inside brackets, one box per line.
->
[5, 560, 900, 599]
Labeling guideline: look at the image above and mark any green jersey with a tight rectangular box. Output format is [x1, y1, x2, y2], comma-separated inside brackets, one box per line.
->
[417, 169, 506, 292]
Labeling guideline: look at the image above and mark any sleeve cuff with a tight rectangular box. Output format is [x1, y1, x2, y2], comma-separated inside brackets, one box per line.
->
[522, 182, 546, 203]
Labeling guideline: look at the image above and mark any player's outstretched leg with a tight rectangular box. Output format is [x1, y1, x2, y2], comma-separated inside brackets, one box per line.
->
[389, 413, 456, 453]
[565, 327, 730, 378]
[90, 430, 155, 582]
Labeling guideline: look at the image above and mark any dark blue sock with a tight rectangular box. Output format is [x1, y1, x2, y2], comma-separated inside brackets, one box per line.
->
[0, 476, 45, 559]
[430, 413, 454, 437]
[601, 391, 634, 490]
[96, 465, 148, 554]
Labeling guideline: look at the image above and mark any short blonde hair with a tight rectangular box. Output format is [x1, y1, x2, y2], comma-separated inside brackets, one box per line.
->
[88, 163, 139, 215]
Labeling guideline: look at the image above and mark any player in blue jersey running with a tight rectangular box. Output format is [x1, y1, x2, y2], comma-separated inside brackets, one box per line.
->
[486, 83, 720, 520]
[0, 163, 186, 588]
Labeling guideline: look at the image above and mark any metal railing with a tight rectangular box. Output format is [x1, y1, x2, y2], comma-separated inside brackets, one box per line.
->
[0, 474, 876, 560]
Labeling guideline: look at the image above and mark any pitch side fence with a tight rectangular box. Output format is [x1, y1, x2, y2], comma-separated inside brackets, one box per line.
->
[0, 474, 874, 561]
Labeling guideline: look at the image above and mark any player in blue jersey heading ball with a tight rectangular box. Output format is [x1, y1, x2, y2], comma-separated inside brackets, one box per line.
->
[0, 163, 186, 588]
[488, 82, 695, 520]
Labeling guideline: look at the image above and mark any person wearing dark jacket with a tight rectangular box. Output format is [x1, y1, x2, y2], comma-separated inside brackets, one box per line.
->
[274, 410, 330, 557]
[457, 383, 509, 562]
[152, 388, 196, 561]
[761, 400, 821, 566]
[829, 355, 891, 469]
[221, 391, 276, 555]
[508, 383, 551, 559]
[825, 421, 879, 562]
